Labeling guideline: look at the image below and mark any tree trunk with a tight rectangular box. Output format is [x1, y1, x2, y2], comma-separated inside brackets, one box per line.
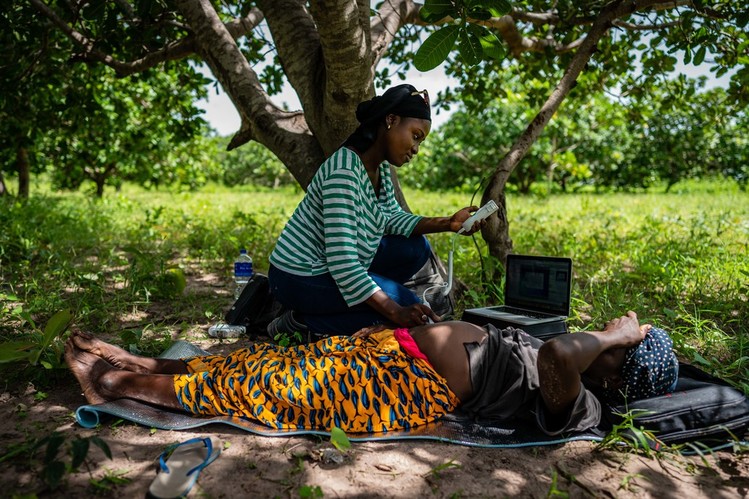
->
[172, 0, 422, 191]
[174, 0, 327, 188]
[481, 0, 661, 272]
[17, 146, 30, 198]
[0, 171, 6, 197]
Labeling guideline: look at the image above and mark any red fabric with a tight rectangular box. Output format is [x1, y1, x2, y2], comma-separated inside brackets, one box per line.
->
[393, 328, 431, 365]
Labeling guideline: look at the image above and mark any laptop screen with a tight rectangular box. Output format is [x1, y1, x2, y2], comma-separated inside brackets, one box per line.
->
[504, 254, 572, 316]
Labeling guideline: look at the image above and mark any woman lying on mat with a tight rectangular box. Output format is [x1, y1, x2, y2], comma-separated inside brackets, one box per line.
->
[66, 311, 678, 435]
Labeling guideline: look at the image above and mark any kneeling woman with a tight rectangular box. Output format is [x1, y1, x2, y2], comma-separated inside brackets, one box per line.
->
[267, 83, 481, 340]
[67, 312, 678, 435]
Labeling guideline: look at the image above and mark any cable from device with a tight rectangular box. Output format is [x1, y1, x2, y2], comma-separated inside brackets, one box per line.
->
[421, 232, 460, 307]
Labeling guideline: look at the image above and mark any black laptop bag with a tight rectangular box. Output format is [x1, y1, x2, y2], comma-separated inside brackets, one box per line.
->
[605, 363, 749, 449]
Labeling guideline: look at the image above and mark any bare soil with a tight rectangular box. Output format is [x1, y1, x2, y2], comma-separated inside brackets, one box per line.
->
[1, 269, 748, 498]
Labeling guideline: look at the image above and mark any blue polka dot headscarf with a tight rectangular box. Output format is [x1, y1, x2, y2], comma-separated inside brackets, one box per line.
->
[618, 327, 679, 401]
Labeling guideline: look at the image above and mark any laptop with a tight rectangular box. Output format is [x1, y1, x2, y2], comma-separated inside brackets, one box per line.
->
[461, 254, 573, 340]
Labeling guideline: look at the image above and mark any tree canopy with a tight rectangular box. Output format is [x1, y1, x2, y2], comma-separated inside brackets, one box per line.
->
[403, 73, 748, 194]
[20, 0, 749, 263]
[1, 2, 211, 197]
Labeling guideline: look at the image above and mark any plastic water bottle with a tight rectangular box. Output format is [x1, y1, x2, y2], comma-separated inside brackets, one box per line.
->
[233, 248, 254, 299]
[208, 323, 245, 338]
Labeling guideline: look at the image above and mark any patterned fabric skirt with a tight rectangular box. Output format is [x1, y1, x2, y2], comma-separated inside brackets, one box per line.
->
[174, 330, 458, 432]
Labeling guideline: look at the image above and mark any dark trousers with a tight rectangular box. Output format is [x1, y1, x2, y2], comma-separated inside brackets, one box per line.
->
[269, 234, 430, 336]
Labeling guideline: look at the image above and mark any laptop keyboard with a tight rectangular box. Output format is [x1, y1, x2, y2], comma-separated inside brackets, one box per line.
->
[503, 306, 554, 319]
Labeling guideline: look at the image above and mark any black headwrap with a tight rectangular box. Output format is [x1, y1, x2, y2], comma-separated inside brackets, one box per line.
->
[343, 84, 431, 152]
[355, 84, 431, 124]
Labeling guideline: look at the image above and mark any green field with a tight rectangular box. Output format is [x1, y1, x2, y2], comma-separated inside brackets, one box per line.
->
[1, 180, 747, 391]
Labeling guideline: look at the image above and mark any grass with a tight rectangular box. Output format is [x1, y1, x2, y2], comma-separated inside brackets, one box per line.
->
[0, 180, 747, 392]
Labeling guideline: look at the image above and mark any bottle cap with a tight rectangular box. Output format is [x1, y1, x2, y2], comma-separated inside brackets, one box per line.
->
[240, 248, 247, 254]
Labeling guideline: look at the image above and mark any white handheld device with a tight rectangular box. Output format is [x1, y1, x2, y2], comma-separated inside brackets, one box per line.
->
[422, 199, 500, 308]
[460, 200, 499, 233]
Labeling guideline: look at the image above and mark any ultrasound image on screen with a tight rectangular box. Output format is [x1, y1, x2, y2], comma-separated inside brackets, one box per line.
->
[505, 257, 571, 313]
[518, 268, 549, 298]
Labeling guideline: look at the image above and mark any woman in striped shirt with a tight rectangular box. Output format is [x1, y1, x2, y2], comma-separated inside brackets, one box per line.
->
[268, 84, 482, 340]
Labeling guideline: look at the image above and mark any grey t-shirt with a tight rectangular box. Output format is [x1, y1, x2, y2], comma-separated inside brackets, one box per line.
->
[459, 325, 602, 436]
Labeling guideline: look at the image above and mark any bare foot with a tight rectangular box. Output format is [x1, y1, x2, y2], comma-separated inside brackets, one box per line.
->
[70, 331, 149, 373]
[64, 340, 116, 405]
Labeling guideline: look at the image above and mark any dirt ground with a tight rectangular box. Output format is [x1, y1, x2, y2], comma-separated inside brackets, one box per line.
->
[2, 271, 748, 498]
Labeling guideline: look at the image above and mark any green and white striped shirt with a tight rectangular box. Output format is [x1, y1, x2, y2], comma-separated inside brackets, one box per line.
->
[270, 147, 422, 306]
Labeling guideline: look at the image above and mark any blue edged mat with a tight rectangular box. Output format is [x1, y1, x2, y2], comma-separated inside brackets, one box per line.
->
[75, 341, 603, 448]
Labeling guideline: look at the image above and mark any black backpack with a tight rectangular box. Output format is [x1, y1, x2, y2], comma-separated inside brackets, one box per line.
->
[224, 274, 281, 338]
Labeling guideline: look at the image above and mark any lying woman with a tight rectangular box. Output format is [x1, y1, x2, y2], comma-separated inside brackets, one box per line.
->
[66, 312, 678, 435]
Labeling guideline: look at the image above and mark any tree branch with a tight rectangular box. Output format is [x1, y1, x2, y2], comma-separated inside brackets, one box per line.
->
[174, 0, 323, 186]
[482, 0, 683, 266]
[510, 7, 560, 25]
[31, 0, 263, 76]
[613, 19, 681, 30]
[257, 1, 323, 122]
[371, 0, 422, 67]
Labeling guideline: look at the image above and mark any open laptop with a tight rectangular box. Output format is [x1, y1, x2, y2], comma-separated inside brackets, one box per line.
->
[461, 254, 573, 340]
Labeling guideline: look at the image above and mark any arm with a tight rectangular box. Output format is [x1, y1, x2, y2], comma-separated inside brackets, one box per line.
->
[379, 166, 480, 236]
[322, 169, 382, 306]
[537, 311, 646, 415]
[365, 290, 440, 327]
[412, 206, 481, 235]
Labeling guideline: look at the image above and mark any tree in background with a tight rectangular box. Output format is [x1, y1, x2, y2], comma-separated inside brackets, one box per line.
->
[715, 110, 749, 191]
[0, 3, 212, 198]
[627, 80, 747, 192]
[43, 65, 212, 197]
[403, 74, 629, 194]
[29, 0, 749, 265]
[421, 1, 748, 267]
[213, 136, 296, 188]
[0, 2, 69, 197]
[405, 73, 748, 194]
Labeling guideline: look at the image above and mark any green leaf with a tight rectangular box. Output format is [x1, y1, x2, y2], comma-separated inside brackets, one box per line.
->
[468, 23, 505, 61]
[330, 427, 351, 451]
[692, 351, 711, 366]
[693, 45, 707, 65]
[43, 460, 67, 489]
[420, 0, 455, 23]
[459, 28, 483, 66]
[0, 341, 35, 363]
[468, 8, 492, 21]
[484, 0, 512, 17]
[31, 309, 72, 365]
[44, 433, 65, 464]
[90, 436, 113, 459]
[42, 309, 72, 347]
[737, 8, 749, 28]
[70, 438, 90, 470]
[414, 25, 460, 72]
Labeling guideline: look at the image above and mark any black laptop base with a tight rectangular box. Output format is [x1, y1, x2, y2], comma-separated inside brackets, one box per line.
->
[461, 307, 568, 340]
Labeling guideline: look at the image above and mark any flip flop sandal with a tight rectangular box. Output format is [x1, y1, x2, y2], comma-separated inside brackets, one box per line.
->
[148, 436, 221, 499]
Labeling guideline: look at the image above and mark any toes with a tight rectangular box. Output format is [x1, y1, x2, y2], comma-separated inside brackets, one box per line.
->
[74, 330, 95, 340]
[71, 331, 97, 350]
[64, 339, 76, 361]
